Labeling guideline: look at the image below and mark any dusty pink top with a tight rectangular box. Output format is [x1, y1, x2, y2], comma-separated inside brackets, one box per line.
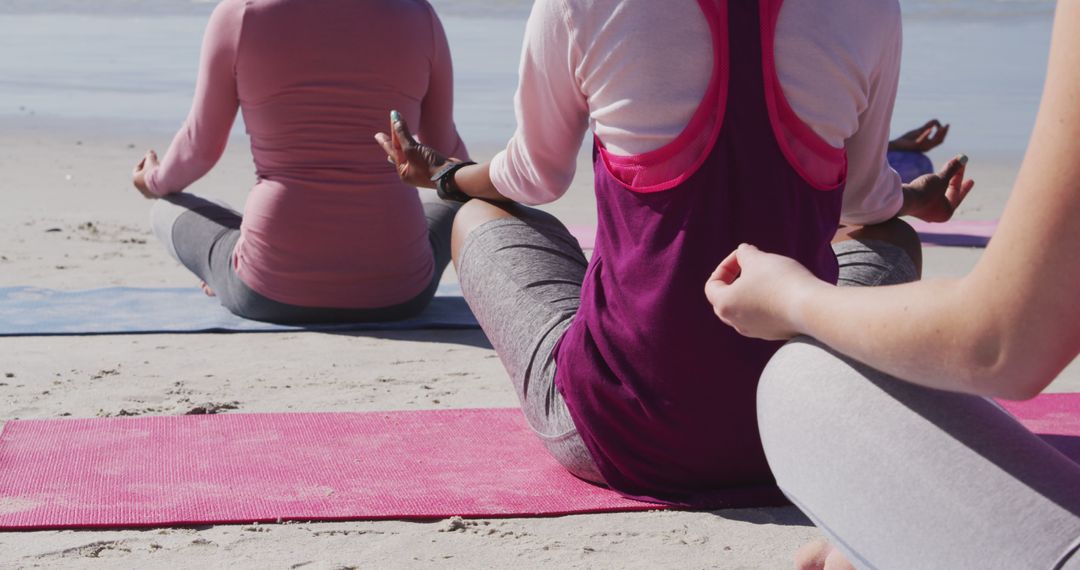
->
[491, 0, 904, 225]
[146, 0, 467, 308]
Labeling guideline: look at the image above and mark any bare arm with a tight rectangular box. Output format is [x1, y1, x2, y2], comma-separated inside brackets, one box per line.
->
[706, 1, 1080, 400]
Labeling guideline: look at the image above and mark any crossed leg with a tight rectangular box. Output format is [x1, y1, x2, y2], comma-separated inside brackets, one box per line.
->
[760, 229, 1080, 569]
[149, 192, 460, 323]
[452, 199, 604, 483]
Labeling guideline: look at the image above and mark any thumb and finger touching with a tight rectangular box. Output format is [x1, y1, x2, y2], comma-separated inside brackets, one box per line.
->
[133, 150, 158, 174]
[915, 127, 933, 145]
[705, 244, 765, 312]
[906, 119, 948, 151]
[709, 248, 743, 285]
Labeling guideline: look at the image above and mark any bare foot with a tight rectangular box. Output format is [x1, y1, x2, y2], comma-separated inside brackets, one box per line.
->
[200, 281, 216, 297]
[795, 539, 855, 570]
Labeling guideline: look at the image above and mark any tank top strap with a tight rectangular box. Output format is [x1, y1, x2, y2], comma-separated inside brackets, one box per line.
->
[595, 0, 728, 193]
[757, 0, 847, 189]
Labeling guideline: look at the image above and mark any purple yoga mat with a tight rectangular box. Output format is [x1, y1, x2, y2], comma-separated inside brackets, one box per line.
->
[906, 219, 996, 248]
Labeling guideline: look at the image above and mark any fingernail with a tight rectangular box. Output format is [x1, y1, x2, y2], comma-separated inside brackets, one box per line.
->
[958, 154, 969, 166]
[390, 110, 402, 123]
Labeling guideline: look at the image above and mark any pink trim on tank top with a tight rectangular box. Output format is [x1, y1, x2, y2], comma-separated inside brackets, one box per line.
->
[759, 0, 846, 190]
[598, 0, 846, 193]
[596, 0, 728, 193]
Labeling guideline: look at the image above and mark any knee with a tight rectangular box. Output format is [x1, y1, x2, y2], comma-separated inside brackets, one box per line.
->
[150, 197, 171, 228]
[884, 218, 922, 278]
[150, 197, 185, 256]
[845, 218, 922, 277]
[450, 199, 516, 265]
[453, 199, 513, 234]
[881, 217, 920, 256]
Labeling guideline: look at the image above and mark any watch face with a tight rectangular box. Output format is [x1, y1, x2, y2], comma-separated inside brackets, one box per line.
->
[431, 162, 454, 182]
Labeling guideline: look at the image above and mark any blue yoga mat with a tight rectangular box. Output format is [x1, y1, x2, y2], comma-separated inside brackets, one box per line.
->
[0, 286, 477, 336]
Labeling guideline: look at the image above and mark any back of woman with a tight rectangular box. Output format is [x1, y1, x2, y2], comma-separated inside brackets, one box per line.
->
[234, 0, 463, 307]
[138, 0, 465, 319]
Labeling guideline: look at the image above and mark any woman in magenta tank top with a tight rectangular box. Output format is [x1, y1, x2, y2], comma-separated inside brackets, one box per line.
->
[379, 0, 966, 508]
[130, 0, 467, 324]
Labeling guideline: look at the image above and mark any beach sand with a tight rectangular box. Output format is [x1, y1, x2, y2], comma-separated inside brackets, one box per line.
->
[1, 5, 1077, 569]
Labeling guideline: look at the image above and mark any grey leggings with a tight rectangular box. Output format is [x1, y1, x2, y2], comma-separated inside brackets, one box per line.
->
[150, 193, 458, 324]
[759, 293, 1080, 563]
[456, 208, 920, 488]
[457, 208, 604, 484]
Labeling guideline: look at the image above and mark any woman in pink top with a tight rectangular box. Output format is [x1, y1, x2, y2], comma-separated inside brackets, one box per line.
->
[131, 0, 467, 323]
[706, 3, 1080, 567]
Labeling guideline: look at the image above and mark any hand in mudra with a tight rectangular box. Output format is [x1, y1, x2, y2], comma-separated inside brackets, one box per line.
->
[889, 119, 949, 153]
[374, 110, 452, 189]
[902, 155, 975, 223]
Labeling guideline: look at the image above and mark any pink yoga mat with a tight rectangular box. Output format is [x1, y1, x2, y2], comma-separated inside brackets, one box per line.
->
[0, 396, 1074, 531]
[1000, 394, 1080, 436]
[567, 219, 999, 250]
[0, 409, 654, 530]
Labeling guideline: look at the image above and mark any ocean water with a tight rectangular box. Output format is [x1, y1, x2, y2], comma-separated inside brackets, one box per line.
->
[0, 0, 1058, 19]
[0, 0, 1056, 155]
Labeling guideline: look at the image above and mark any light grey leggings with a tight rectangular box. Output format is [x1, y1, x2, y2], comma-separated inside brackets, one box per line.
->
[759, 285, 1080, 564]
[150, 192, 458, 324]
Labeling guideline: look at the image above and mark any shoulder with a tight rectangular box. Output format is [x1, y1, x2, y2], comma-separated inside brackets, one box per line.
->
[396, 0, 441, 20]
[827, 0, 901, 40]
[211, 0, 248, 19]
[205, 0, 247, 42]
[530, 0, 574, 26]
[390, 0, 448, 42]
[530, 0, 671, 47]
[779, 0, 901, 72]
[782, 0, 900, 37]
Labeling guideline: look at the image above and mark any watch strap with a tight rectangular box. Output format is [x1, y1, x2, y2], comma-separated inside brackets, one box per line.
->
[430, 160, 477, 203]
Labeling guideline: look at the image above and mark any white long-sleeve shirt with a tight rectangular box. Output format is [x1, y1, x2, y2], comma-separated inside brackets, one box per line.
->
[489, 0, 904, 225]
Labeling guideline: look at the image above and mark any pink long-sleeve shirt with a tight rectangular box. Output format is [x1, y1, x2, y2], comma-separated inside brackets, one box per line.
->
[490, 0, 905, 226]
[147, 0, 466, 308]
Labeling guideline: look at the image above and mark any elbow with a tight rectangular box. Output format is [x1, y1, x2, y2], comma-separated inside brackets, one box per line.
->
[956, 326, 1058, 401]
[998, 381, 1051, 402]
[491, 147, 572, 206]
[193, 144, 224, 170]
[980, 364, 1050, 401]
[992, 358, 1063, 402]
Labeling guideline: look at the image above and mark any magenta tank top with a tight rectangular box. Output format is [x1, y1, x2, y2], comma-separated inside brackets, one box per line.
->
[553, 0, 847, 508]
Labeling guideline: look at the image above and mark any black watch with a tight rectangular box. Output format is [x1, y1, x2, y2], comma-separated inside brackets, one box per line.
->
[430, 161, 477, 203]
